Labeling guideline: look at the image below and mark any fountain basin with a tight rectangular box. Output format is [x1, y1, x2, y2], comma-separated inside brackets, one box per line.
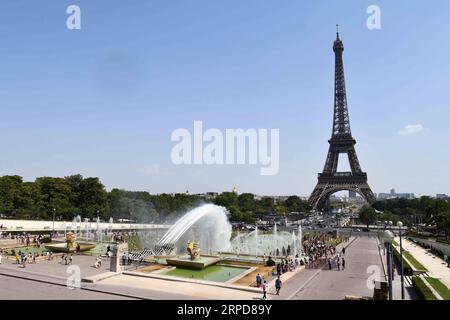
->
[160, 265, 249, 282]
[45, 242, 96, 253]
[166, 255, 221, 270]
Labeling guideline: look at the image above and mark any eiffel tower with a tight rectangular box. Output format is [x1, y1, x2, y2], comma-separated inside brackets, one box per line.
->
[309, 27, 376, 210]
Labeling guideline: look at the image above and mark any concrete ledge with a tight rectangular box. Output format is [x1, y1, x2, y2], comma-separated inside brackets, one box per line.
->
[82, 271, 121, 283]
[122, 270, 262, 294]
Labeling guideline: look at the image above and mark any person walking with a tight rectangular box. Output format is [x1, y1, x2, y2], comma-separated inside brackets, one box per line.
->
[342, 257, 345, 270]
[342, 247, 346, 256]
[275, 276, 282, 295]
[328, 258, 332, 270]
[256, 273, 262, 288]
[262, 280, 267, 300]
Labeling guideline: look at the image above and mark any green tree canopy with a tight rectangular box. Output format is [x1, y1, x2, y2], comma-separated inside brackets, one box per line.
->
[359, 205, 377, 227]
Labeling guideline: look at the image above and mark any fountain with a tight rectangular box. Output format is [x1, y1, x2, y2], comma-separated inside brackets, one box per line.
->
[230, 226, 293, 257]
[156, 204, 231, 253]
[84, 218, 90, 241]
[96, 217, 101, 243]
[71, 217, 76, 234]
[166, 241, 221, 270]
[108, 217, 113, 236]
[298, 224, 303, 255]
[254, 226, 258, 258]
[45, 231, 96, 253]
[291, 230, 297, 256]
[75, 215, 81, 238]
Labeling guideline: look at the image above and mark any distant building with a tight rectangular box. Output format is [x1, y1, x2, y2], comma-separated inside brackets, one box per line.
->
[377, 188, 415, 200]
[272, 196, 289, 204]
[193, 192, 218, 199]
[436, 194, 450, 202]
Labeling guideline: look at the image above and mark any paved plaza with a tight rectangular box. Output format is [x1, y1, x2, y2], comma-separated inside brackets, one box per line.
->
[0, 274, 133, 300]
[0, 236, 390, 300]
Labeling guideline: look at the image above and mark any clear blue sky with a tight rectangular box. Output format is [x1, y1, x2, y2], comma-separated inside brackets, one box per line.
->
[0, 0, 449, 197]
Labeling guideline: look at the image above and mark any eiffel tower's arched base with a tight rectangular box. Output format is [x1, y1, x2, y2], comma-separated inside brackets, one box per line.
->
[309, 174, 376, 211]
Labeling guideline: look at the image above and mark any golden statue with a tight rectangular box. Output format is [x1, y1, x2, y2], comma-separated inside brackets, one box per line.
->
[66, 232, 76, 250]
[187, 241, 201, 260]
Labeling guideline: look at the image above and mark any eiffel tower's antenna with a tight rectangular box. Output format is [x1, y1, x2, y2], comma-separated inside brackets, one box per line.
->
[336, 24, 339, 39]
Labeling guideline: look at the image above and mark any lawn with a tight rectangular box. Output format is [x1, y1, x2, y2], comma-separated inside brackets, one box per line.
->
[403, 251, 428, 272]
[425, 277, 450, 300]
[3, 246, 49, 256]
[392, 246, 413, 273]
[412, 276, 437, 300]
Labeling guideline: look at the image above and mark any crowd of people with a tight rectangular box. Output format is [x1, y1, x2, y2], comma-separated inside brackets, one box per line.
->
[60, 254, 73, 265]
[254, 234, 349, 299]
[0, 232, 47, 249]
[12, 250, 54, 267]
[111, 231, 138, 243]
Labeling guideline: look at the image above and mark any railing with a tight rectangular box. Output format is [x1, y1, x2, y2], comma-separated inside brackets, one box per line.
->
[333, 172, 352, 177]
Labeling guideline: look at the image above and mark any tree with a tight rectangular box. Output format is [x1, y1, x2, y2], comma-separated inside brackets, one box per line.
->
[433, 212, 450, 239]
[228, 205, 244, 221]
[378, 210, 398, 225]
[65, 174, 84, 213]
[34, 177, 73, 219]
[274, 205, 287, 215]
[359, 205, 377, 228]
[108, 189, 132, 220]
[78, 177, 108, 218]
[285, 196, 301, 212]
[0, 175, 23, 216]
[238, 193, 255, 212]
[284, 195, 312, 212]
[214, 192, 238, 208]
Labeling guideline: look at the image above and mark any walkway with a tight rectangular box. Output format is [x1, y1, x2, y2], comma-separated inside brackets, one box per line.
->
[0, 273, 133, 300]
[270, 236, 383, 300]
[397, 237, 450, 288]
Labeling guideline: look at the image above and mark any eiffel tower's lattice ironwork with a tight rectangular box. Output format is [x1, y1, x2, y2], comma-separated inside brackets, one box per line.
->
[309, 28, 376, 210]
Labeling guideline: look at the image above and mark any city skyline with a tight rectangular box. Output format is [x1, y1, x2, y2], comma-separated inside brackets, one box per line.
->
[1, 1, 449, 196]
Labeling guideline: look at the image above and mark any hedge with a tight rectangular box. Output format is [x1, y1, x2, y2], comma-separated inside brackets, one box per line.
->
[412, 276, 438, 300]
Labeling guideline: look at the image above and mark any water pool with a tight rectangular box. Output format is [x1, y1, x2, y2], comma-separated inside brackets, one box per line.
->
[161, 265, 248, 282]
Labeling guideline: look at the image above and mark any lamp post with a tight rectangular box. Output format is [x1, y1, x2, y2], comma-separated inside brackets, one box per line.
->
[52, 208, 56, 236]
[383, 230, 394, 300]
[383, 221, 388, 255]
[397, 221, 405, 300]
